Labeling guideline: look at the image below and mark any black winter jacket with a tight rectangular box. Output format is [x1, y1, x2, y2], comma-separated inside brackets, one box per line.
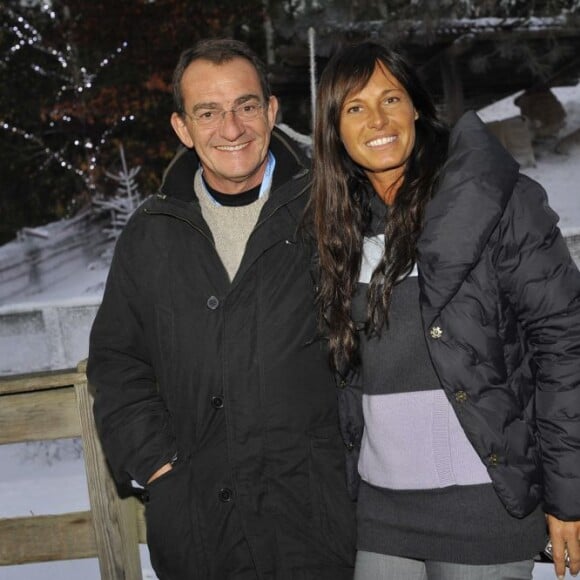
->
[339, 112, 580, 521]
[87, 128, 356, 580]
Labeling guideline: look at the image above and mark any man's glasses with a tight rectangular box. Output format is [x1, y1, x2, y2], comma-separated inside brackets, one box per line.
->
[187, 100, 266, 128]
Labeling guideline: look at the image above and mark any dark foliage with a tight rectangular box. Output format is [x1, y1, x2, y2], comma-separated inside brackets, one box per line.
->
[0, 0, 265, 244]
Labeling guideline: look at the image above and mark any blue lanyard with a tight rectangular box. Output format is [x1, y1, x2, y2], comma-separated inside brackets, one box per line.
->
[200, 151, 276, 206]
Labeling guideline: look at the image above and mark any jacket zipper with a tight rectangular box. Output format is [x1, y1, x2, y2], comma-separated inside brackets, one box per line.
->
[253, 181, 309, 232]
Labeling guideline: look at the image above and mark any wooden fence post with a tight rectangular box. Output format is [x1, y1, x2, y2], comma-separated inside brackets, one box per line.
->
[75, 360, 143, 580]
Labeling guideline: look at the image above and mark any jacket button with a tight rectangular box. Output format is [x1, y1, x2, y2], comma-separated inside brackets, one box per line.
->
[345, 441, 355, 452]
[429, 326, 443, 339]
[488, 453, 499, 466]
[207, 296, 219, 310]
[211, 395, 224, 409]
[218, 487, 233, 502]
[455, 390, 468, 403]
[338, 379, 348, 389]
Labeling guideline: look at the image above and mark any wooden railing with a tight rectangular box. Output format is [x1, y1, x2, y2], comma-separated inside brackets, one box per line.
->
[0, 362, 147, 579]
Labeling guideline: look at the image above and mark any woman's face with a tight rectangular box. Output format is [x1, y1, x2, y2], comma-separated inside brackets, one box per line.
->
[339, 62, 418, 202]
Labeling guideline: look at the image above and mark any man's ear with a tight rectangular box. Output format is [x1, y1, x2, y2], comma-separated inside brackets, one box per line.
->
[170, 112, 194, 148]
[267, 95, 279, 129]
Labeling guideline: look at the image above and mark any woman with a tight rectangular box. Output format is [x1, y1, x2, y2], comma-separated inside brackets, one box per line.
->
[310, 41, 580, 580]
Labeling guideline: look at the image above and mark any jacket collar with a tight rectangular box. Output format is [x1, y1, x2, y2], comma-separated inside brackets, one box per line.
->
[418, 111, 520, 317]
[145, 127, 311, 290]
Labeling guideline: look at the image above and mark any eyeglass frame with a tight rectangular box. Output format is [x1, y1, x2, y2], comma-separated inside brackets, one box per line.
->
[182, 96, 269, 128]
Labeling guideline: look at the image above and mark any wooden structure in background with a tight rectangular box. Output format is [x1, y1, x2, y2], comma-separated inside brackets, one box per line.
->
[0, 363, 146, 579]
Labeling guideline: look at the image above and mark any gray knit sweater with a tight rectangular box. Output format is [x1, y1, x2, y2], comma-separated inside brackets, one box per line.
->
[194, 170, 269, 281]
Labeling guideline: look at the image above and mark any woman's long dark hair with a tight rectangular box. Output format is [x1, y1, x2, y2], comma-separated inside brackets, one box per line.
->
[309, 42, 449, 370]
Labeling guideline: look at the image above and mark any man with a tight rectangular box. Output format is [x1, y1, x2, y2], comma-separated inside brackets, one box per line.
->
[87, 39, 355, 580]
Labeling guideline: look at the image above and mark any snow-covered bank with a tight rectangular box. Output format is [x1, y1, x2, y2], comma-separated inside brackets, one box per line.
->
[0, 298, 101, 375]
[478, 82, 580, 236]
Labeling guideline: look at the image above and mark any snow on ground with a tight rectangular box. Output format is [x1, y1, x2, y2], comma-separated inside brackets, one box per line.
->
[1, 85, 580, 579]
[478, 83, 580, 236]
[10, 260, 110, 305]
[0, 440, 158, 579]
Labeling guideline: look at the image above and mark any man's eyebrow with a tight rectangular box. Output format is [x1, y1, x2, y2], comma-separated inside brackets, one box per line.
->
[234, 93, 262, 105]
[192, 102, 220, 113]
[191, 93, 262, 113]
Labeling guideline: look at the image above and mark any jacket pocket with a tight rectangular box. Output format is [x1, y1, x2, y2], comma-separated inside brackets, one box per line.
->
[143, 459, 205, 579]
[308, 425, 357, 566]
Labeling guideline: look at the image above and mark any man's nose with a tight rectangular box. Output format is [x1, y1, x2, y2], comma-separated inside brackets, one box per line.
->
[219, 109, 245, 139]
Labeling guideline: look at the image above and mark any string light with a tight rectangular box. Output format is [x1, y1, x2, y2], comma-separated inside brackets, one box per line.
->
[1, 4, 135, 195]
[0, 120, 89, 184]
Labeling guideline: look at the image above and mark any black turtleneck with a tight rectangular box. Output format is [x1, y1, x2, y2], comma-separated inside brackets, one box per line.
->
[203, 176, 261, 207]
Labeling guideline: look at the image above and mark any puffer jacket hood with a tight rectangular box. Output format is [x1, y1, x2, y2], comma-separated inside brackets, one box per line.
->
[419, 111, 519, 317]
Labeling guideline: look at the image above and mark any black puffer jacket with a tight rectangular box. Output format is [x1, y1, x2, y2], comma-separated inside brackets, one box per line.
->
[339, 112, 580, 520]
[88, 128, 356, 580]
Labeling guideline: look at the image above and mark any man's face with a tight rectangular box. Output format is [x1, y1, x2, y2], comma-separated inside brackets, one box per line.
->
[171, 57, 278, 194]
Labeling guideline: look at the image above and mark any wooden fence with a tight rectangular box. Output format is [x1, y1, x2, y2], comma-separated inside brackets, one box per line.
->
[0, 362, 147, 579]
